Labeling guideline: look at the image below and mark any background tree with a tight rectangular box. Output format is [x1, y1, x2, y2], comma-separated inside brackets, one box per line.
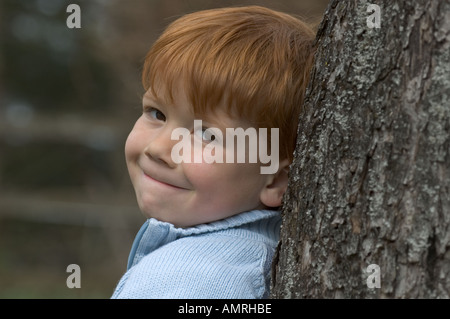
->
[271, 0, 450, 298]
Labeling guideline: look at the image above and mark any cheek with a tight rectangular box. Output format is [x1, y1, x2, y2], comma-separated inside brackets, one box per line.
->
[125, 121, 145, 161]
[182, 163, 217, 188]
[124, 126, 148, 183]
[184, 162, 264, 199]
[124, 138, 138, 176]
[124, 133, 133, 159]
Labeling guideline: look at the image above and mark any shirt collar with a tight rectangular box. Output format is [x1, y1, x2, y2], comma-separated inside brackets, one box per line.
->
[127, 209, 280, 269]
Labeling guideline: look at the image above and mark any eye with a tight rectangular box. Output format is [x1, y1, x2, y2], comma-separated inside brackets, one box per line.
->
[145, 107, 166, 121]
[194, 127, 219, 142]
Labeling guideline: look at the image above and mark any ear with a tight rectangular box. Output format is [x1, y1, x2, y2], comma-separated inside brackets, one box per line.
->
[259, 158, 290, 208]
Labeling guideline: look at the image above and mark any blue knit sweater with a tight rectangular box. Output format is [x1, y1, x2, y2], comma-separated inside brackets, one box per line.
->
[111, 209, 281, 299]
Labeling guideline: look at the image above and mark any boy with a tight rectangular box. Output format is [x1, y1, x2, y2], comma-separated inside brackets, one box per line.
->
[112, 6, 315, 298]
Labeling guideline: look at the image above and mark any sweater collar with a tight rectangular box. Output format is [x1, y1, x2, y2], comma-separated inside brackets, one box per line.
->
[127, 209, 280, 269]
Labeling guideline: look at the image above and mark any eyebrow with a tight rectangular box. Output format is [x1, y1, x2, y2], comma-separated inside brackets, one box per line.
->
[142, 92, 167, 107]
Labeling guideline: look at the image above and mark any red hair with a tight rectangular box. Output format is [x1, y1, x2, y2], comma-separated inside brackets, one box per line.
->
[142, 6, 316, 161]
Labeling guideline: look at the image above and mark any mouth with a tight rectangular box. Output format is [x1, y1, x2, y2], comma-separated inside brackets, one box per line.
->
[142, 171, 188, 190]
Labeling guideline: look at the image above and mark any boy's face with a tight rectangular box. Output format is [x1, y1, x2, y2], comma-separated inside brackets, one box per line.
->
[125, 83, 282, 228]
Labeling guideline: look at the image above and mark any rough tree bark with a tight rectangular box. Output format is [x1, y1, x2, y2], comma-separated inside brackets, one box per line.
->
[271, 0, 450, 298]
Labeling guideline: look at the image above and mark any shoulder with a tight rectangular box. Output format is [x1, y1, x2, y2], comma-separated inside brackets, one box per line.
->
[112, 232, 273, 299]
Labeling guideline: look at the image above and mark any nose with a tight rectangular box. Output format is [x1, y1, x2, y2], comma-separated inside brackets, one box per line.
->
[144, 127, 178, 168]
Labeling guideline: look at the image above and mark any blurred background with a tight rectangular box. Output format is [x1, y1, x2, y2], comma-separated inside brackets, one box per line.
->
[0, 0, 328, 298]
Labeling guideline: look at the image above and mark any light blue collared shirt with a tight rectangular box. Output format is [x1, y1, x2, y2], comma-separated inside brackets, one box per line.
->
[111, 209, 281, 299]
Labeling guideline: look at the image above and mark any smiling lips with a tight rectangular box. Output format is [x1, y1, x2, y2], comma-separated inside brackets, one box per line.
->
[142, 170, 188, 190]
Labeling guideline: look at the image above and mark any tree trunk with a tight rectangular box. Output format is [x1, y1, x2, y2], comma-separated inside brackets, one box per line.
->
[271, 0, 450, 298]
